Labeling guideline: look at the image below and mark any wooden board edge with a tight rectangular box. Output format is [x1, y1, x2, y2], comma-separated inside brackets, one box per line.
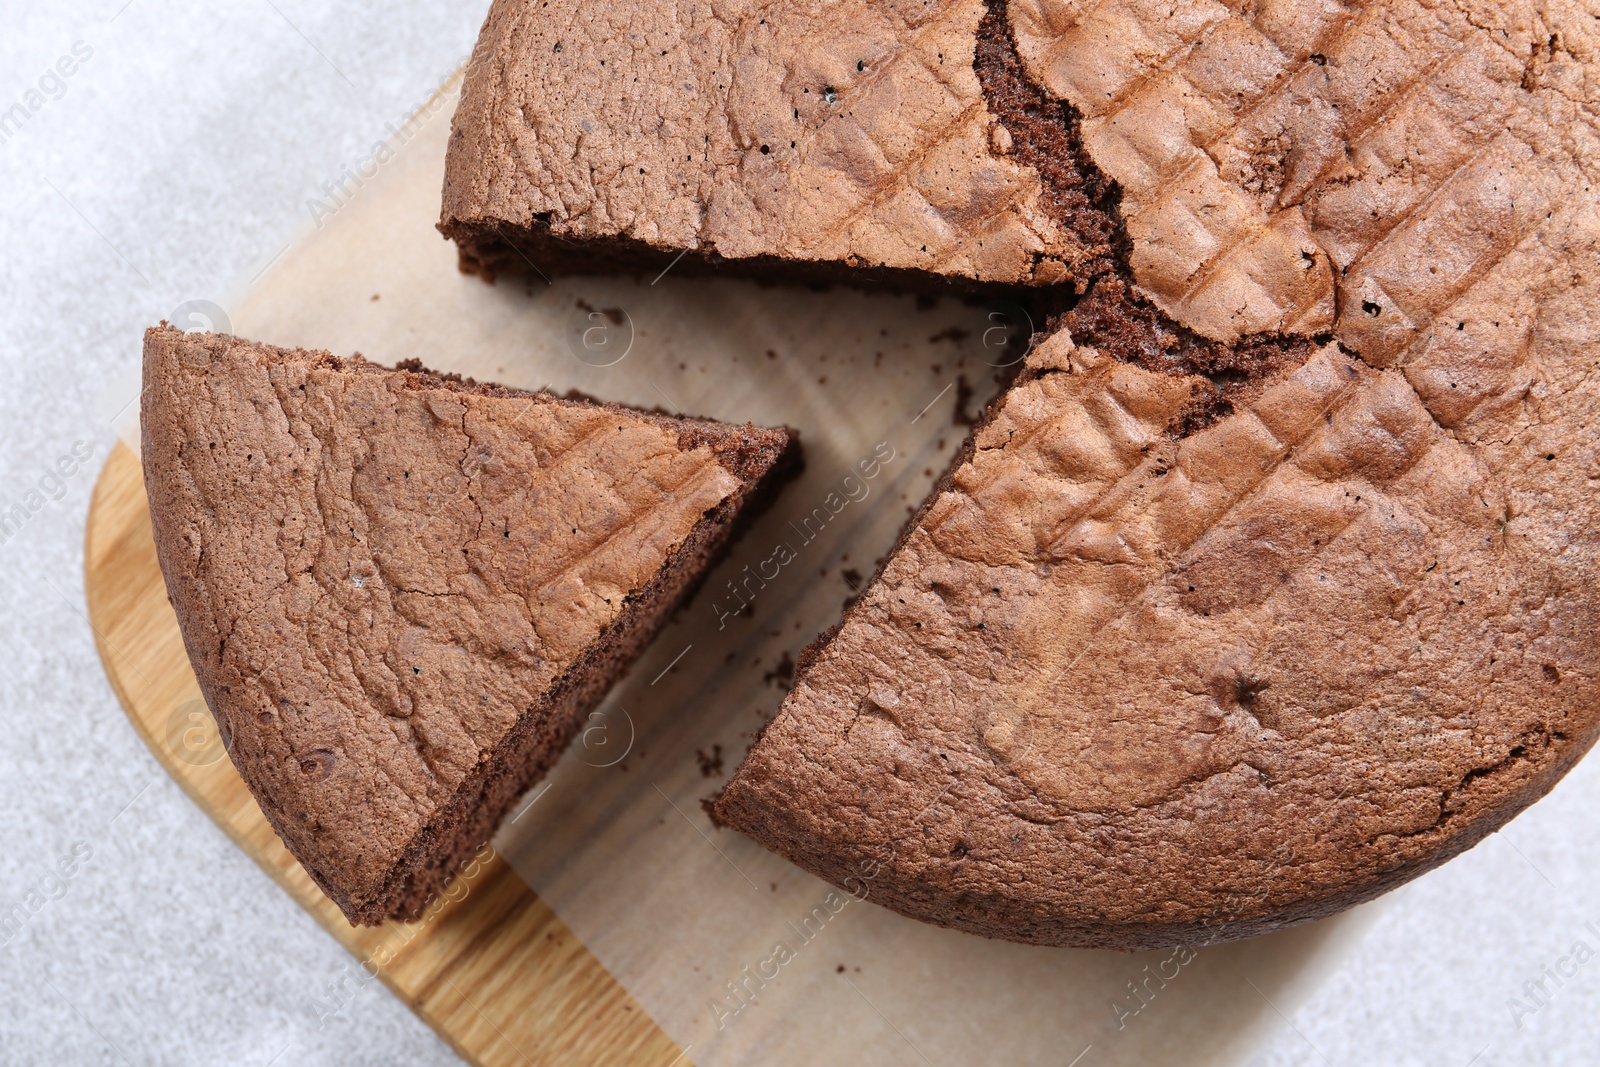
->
[83, 441, 685, 1067]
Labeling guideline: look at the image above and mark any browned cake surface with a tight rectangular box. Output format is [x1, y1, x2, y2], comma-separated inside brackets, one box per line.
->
[441, 0, 1119, 289]
[445, 0, 1600, 946]
[141, 326, 792, 923]
[720, 321, 1599, 947]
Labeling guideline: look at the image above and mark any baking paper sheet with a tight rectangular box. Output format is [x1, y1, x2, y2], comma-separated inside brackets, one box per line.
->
[200, 78, 1385, 1067]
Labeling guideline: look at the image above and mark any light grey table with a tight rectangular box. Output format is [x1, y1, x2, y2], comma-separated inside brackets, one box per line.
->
[0, 2, 1593, 1064]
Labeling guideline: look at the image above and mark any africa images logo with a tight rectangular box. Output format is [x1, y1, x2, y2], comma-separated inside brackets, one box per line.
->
[0, 41, 93, 147]
[165, 699, 228, 768]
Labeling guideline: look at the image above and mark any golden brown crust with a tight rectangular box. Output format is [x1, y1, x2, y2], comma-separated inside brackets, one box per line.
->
[141, 326, 791, 922]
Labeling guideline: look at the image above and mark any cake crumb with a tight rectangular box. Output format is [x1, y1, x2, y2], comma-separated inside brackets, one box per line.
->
[763, 652, 796, 690]
[696, 744, 724, 778]
[953, 374, 977, 425]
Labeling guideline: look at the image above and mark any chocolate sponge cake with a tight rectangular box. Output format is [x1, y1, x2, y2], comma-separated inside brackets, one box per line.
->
[443, 0, 1600, 946]
[141, 326, 793, 924]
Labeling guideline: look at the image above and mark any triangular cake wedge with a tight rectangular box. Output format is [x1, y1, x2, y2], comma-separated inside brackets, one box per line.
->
[141, 326, 795, 923]
[443, 0, 1600, 946]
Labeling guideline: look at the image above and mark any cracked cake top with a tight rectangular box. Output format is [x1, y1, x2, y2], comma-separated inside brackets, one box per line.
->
[442, 0, 1600, 946]
[141, 326, 760, 917]
[444, 0, 1600, 348]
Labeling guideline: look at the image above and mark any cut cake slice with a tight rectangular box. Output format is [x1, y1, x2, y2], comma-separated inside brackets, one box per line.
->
[141, 325, 794, 923]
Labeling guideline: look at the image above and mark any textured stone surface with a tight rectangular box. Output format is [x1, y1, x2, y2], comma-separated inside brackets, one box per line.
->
[142, 326, 785, 921]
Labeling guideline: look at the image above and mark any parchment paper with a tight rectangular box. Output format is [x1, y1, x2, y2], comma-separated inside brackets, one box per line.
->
[145, 78, 1386, 1067]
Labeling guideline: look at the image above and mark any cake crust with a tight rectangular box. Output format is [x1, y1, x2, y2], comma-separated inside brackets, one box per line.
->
[718, 324, 1600, 947]
[441, 0, 1116, 290]
[141, 326, 792, 923]
[443, 0, 1600, 947]
[444, 0, 1600, 347]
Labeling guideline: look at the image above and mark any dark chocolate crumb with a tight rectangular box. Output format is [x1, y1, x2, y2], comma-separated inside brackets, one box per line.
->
[763, 652, 796, 690]
[696, 744, 725, 778]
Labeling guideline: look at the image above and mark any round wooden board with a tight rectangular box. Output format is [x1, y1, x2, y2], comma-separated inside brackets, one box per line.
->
[84, 441, 684, 1067]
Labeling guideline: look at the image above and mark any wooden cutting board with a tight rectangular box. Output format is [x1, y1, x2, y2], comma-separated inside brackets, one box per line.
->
[84, 440, 686, 1067]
